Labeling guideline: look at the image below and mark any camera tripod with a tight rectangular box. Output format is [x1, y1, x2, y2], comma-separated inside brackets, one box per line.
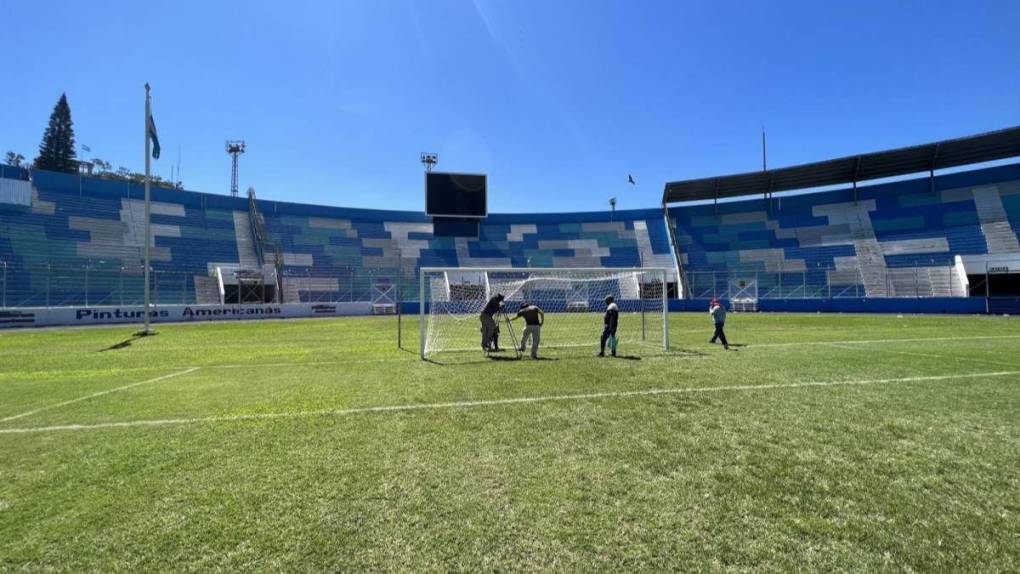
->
[486, 307, 522, 360]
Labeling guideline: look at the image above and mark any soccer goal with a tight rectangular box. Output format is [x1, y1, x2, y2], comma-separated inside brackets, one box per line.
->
[419, 267, 669, 358]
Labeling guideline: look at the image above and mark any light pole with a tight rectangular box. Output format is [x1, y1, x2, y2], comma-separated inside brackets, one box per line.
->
[609, 197, 617, 221]
[226, 141, 246, 197]
[420, 152, 438, 173]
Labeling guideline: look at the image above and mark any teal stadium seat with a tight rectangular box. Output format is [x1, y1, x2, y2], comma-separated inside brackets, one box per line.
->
[669, 164, 1020, 298]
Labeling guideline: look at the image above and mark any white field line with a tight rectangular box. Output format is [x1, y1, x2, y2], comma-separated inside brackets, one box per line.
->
[825, 343, 1020, 370]
[0, 367, 200, 423]
[747, 334, 1020, 349]
[1, 370, 1016, 435]
[207, 357, 415, 369]
[206, 334, 1020, 369]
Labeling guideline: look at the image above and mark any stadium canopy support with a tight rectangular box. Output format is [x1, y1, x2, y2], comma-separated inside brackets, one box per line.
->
[661, 125, 1020, 205]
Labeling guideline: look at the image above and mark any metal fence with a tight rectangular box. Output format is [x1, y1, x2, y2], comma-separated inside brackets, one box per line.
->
[0, 261, 195, 308]
[278, 266, 415, 304]
[684, 265, 963, 299]
[0, 260, 418, 308]
[0, 259, 972, 309]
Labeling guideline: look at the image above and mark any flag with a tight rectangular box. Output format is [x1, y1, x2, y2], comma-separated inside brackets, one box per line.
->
[147, 115, 161, 160]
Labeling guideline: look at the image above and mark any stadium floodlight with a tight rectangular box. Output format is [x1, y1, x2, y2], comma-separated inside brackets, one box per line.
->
[419, 267, 669, 358]
[226, 141, 246, 198]
[420, 152, 439, 173]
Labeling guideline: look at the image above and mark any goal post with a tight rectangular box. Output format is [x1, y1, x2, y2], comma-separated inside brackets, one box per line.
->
[419, 267, 669, 358]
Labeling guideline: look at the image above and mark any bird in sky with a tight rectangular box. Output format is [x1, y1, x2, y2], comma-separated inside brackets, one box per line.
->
[627, 174, 636, 185]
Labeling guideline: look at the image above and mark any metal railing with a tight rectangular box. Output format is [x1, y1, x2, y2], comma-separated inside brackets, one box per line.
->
[683, 265, 963, 299]
[0, 259, 971, 309]
[0, 259, 419, 309]
[0, 260, 197, 308]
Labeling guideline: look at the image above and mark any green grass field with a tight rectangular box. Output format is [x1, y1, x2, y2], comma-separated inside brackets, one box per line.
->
[1, 313, 1018, 572]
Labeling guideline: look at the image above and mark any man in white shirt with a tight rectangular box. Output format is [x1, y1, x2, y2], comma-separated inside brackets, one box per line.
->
[709, 298, 729, 350]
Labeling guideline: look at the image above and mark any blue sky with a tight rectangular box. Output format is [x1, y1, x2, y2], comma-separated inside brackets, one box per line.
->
[3, 1, 1019, 213]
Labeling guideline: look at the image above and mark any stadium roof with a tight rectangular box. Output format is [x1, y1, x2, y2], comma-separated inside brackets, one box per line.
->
[662, 125, 1020, 204]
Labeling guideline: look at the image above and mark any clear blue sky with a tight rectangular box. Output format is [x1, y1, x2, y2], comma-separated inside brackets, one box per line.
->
[4, 1, 1019, 213]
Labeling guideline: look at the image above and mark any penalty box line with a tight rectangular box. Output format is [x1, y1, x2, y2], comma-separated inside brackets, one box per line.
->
[0, 367, 200, 424]
[1, 370, 1017, 435]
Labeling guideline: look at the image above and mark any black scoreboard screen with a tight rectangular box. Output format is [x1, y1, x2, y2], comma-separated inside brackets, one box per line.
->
[426, 172, 487, 218]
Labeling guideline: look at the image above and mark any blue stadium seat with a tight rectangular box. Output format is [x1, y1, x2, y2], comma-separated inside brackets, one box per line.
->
[669, 164, 1020, 298]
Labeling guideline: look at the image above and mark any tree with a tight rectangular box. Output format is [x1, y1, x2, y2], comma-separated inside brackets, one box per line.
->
[85, 159, 182, 189]
[4, 151, 25, 167]
[34, 93, 78, 173]
[91, 158, 111, 174]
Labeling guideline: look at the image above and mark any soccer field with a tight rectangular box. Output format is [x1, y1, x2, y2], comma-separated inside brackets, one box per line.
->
[1, 313, 1018, 571]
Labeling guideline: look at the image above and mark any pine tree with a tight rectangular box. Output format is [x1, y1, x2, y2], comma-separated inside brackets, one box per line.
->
[34, 93, 78, 173]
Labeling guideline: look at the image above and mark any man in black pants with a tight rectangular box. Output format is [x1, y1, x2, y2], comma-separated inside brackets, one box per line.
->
[598, 295, 619, 357]
[709, 298, 729, 350]
[480, 293, 505, 352]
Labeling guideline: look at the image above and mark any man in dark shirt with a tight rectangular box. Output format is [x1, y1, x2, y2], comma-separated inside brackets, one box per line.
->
[598, 295, 620, 357]
[512, 301, 545, 359]
[479, 293, 504, 351]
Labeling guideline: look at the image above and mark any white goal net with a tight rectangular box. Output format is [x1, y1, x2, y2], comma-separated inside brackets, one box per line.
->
[419, 267, 669, 357]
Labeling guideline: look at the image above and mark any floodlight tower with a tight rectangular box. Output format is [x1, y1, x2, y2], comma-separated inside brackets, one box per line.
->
[420, 152, 438, 173]
[609, 196, 617, 221]
[226, 140, 246, 197]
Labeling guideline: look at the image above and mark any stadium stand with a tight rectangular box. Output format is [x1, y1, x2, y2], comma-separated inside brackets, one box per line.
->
[0, 170, 243, 307]
[260, 204, 675, 303]
[0, 168, 675, 308]
[2, 157, 1019, 313]
[669, 163, 1020, 299]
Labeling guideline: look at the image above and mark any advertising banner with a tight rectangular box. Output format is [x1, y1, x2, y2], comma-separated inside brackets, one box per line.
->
[0, 302, 375, 329]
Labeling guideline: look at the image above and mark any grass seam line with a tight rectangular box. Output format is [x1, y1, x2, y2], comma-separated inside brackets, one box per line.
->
[0, 367, 200, 423]
[204, 335, 1020, 369]
[1, 370, 1016, 435]
[1, 335, 1016, 377]
[824, 342, 1020, 369]
[748, 334, 1020, 349]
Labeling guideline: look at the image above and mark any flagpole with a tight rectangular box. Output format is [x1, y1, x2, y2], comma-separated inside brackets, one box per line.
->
[143, 83, 152, 335]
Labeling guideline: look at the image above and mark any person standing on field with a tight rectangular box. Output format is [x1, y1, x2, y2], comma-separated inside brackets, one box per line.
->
[480, 293, 505, 352]
[598, 295, 619, 357]
[709, 298, 729, 350]
[512, 301, 545, 359]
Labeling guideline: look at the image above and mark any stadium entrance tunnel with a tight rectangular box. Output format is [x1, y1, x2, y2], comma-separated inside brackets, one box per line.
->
[967, 272, 1020, 314]
[223, 283, 276, 304]
[982, 273, 1020, 297]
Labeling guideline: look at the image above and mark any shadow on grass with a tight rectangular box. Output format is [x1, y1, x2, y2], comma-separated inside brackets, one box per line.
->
[665, 347, 710, 358]
[99, 331, 156, 352]
[425, 349, 704, 366]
